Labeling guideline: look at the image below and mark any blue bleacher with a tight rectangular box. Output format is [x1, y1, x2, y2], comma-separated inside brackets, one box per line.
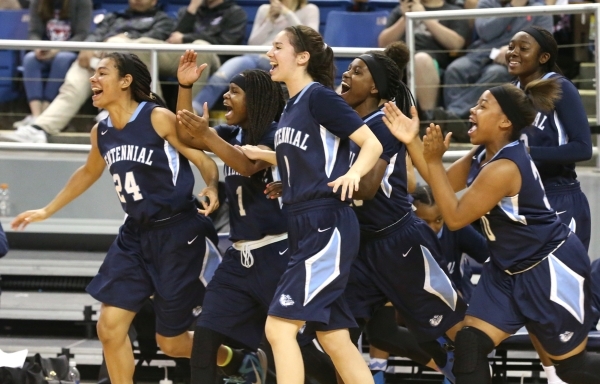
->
[322, 10, 390, 83]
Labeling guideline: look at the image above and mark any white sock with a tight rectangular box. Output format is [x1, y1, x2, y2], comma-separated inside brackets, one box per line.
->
[543, 365, 567, 384]
[369, 358, 387, 372]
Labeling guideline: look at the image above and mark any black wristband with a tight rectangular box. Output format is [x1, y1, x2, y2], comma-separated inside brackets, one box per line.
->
[179, 83, 193, 89]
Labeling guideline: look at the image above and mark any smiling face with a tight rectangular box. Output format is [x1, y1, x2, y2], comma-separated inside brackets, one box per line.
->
[467, 90, 507, 145]
[89, 57, 131, 109]
[340, 58, 377, 109]
[266, 30, 305, 83]
[414, 201, 444, 235]
[506, 31, 549, 80]
[223, 82, 248, 127]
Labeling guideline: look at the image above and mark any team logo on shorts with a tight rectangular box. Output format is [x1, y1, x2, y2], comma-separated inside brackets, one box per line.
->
[192, 306, 203, 316]
[279, 294, 295, 307]
[559, 331, 574, 343]
[429, 315, 443, 327]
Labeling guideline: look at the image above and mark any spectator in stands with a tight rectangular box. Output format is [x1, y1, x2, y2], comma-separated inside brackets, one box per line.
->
[346, 0, 376, 12]
[110, 0, 247, 103]
[191, 0, 318, 113]
[439, 0, 552, 141]
[0, 0, 21, 9]
[13, 0, 92, 129]
[377, 0, 470, 138]
[507, 26, 592, 252]
[0, 0, 174, 143]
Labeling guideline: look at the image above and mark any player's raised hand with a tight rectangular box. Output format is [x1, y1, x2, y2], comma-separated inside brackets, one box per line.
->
[177, 107, 209, 138]
[11, 208, 50, 230]
[383, 103, 420, 144]
[422, 125, 451, 163]
[177, 50, 208, 87]
[328, 169, 360, 201]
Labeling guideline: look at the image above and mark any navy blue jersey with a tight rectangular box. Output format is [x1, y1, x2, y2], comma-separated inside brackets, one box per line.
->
[517, 73, 592, 186]
[349, 110, 412, 232]
[467, 142, 570, 271]
[274, 83, 365, 205]
[438, 224, 489, 302]
[215, 123, 287, 241]
[96, 102, 195, 224]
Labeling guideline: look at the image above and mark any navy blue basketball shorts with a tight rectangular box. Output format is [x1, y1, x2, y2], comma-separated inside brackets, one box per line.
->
[546, 181, 591, 251]
[467, 233, 594, 356]
[198, 234, 289, 350]
[268, 199, 359, 331]
[87, 210, 218, 337]
[345, 213, 466, 341]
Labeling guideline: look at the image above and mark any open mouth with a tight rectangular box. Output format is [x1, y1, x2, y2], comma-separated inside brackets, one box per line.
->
[270, 63, 278, 74]
[91, 88, 103, 100]
[468, 121, 477, 135]
[340, 81, 350, 95]
[224, 104, 234, 119]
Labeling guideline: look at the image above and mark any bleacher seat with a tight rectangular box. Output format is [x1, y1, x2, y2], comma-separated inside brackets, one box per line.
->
[96, 0, 128, 13]
[0, 10, 29, 103]
[322, 10, 389, 84]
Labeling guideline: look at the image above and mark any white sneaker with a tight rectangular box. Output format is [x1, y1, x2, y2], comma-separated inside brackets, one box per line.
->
[0, 125, 48, 143]
[13, 115, 35, 128]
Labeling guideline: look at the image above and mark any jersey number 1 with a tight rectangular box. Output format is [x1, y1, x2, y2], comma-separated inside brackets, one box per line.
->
[114, 172, 143, 202]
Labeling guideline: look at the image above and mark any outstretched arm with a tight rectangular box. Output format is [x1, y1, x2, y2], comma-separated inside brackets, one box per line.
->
[153, 108, 220, 215]
[178, 107, 275, 177]
[240, 145, 278, 165]
[12, 126, 106, 230]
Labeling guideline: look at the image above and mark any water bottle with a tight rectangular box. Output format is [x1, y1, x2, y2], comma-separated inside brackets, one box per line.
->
[0, 183, 9, 217]
[67, 360, 81, 384]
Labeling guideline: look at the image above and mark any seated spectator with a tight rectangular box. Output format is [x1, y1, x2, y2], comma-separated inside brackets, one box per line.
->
[191, 0, 318, 113]
[0, 0, 175, 143]
[346, 0, 376, 13]
[0, 0, 21, 9]
[439, 0, 552, 141]
[377, 0, 470, 137]
[108, 0, 247, 102]
[13, 0, 92, 129]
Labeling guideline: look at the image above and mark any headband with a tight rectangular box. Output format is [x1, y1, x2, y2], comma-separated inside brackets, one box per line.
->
[230, 73, 246, 91]
[521, 26, 554, 56]
[290, 26, 308, 52]
[358, 54, 389, 100]
[489, 86, 529, 130]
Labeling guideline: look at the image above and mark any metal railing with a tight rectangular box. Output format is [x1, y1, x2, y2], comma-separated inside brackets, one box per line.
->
[1, 6, 599, 165]
[405, 3, 600, 167]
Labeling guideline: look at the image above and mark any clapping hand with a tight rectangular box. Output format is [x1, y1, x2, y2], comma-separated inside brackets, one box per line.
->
[177, 50, 208, 87]
[422, 125, 451, 163]
[382, 103, 420, 144]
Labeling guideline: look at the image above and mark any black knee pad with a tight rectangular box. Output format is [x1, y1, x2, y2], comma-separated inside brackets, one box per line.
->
[454, 327, 494, 374]
[552, 351, 600, 384]
[191, 326, 224, 369]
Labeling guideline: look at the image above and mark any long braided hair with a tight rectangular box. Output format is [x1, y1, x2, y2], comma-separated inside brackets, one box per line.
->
[365, 42, 415, 116]
[103, 52, 167, 108]
[242, 69, 285, 146]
